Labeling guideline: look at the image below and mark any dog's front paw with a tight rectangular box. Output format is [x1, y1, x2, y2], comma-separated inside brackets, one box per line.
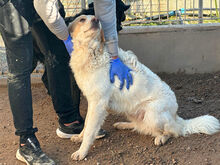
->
[154, 135, 170, 146]
[71, 134, 83, 143]
[71, 150, 87, 161]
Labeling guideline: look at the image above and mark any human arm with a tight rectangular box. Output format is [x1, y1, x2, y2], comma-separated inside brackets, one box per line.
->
[93, 0, 133, 90]
[33, 0, 73, 54]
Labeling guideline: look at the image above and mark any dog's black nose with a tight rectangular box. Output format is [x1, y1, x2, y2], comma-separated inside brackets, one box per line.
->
[92, 17, 99, 24]
[91, 17, 99, 29]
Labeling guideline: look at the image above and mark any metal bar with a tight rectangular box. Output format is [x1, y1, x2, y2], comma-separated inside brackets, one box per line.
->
[123, 17, 220, 26]
[184, 0, 186, 23]
[81, 0, 86, 9]
[219, 0, 220, 18]
[176, 0, 178, 21]
[210, 0, 212, 18]
[185, 8, 220, 11]
[141, 0, 144, 17]
[150, 0, 152, 22]
[87, 0, 93, 5]
[193, 0, 195, 19]
[167, 0, 169, 23]
[215, 0, 219, 17]
[158, 0, 161, 22]
[198, 0, 203, 23]
[146, 8, 220, 12]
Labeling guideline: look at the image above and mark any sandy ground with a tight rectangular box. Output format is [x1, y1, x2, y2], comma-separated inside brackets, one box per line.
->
[0, 72, 220, 165]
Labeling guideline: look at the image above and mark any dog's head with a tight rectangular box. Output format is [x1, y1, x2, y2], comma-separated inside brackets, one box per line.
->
[65, 0, 130, 32]
[68, 15, 104, 48]
[69, 15, 109, 70]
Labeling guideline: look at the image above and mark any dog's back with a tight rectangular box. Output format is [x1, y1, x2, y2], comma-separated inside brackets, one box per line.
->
[108, 48, 177, 114]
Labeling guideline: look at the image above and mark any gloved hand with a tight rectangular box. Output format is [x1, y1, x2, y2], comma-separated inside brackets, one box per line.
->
[110, 57, 133, 90]
[63, 34, 73, 55]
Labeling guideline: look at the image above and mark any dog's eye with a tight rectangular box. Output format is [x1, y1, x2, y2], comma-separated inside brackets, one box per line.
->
[80, 18, 86, 23]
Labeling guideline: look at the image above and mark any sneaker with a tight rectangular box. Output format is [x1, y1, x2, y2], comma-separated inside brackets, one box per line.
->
[56, 120, 106, 139]
[16, 135, 55, 165]
[95, 128, 107, 139]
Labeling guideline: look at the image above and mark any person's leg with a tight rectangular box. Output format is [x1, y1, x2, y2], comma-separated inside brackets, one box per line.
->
[31, 20, 83, 125]
[0, 1, 55, 164]
[31, 19, 106, 139]
[0, 0, 35, 137]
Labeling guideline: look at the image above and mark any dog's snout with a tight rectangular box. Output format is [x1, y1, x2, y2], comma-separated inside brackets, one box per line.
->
[91, 17, 100, 29]
[92, 17, 99, 24]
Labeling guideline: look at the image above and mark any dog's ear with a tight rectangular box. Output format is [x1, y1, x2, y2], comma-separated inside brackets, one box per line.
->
[124, 4, 130, 11]
[88, 2, 94, 8]
[101, 29, 105, 43]
[68, 22, 79, 39]
[116, 0, 130, 11]
[98, 29, 105, 54]
[68, 22, 74, 36]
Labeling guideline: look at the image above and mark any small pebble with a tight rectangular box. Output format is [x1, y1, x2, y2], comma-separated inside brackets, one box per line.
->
[175, 85, 182, 90]
[172, 158, 178, 164]
[13, 141, 18, 145]
[186, 146, 191, 150]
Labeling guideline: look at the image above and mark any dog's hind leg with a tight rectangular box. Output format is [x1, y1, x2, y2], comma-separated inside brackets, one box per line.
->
[71, 99, 108, 161]
[113, 122, 135, 130]
[141, 99, 177, 146]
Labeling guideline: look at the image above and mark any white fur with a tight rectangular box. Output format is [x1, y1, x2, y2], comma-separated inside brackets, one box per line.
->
[68, 15, 220, 160]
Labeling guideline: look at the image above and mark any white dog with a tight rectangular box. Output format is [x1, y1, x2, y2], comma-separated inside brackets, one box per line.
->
[68, 15, 220, 160]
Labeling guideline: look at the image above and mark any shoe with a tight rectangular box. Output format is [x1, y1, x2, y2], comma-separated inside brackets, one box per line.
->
[95, 128, 107, 139]
[56, 119, 84, 138]
[56, 120, 106, 139]
[16, 135, 55, 165]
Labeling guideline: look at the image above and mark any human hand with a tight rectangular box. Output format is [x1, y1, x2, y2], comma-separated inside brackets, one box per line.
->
[110, 57, 133, 90]
[63, 34, 73, 55]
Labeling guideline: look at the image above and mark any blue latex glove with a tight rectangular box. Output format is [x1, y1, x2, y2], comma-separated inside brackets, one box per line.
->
[63, 34, 73, 55]
[110, 57, 133, 90]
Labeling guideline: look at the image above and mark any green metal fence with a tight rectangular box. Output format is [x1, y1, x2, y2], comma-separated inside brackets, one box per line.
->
[61, 0, 220, 25]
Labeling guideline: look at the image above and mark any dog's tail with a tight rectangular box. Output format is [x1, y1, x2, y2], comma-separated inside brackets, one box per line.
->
[176, 115, 220, 136]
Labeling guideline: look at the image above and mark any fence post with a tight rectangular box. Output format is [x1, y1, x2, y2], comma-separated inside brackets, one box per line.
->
[81, 0, 86, 9]
[219, 0, 220, 19]
[198, 0, 203, 23]
[87, 0, 93, 5]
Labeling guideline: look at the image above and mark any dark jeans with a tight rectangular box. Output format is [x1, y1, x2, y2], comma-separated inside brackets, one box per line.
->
[0, 0, 81, 136]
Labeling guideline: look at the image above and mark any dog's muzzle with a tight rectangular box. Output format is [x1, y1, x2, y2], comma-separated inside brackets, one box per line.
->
[91, 18, 100, 29]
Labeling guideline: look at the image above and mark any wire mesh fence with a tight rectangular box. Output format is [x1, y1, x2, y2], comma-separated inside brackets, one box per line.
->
[61, 0, 220, 25]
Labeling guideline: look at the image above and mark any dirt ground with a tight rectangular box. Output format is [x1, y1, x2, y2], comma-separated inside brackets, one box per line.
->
[0, 72, 220, 165]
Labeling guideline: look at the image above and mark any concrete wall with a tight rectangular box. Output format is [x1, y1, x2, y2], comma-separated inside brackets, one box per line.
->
[118, 24, 220, 74]
[1, 24, 220, 74]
